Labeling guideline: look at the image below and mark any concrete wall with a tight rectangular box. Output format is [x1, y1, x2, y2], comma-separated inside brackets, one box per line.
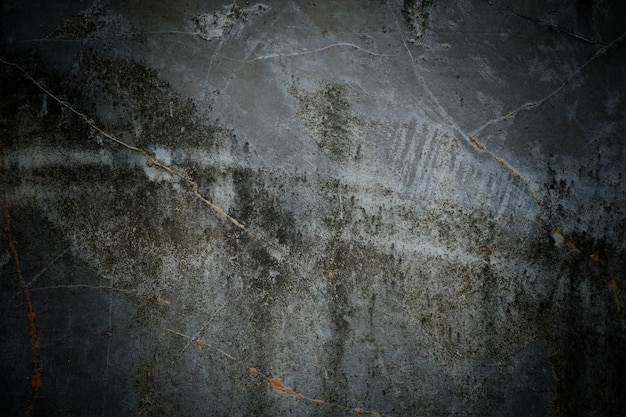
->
[1, 1, 625, 416]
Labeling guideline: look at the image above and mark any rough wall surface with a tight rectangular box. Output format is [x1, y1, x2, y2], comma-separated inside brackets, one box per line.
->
[1, 1, 625, 416]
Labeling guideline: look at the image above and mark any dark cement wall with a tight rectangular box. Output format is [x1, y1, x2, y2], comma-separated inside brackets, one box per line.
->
[1, 1, 625, 416]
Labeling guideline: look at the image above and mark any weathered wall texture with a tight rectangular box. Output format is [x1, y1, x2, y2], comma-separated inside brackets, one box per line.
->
[1, 1, 625, 416]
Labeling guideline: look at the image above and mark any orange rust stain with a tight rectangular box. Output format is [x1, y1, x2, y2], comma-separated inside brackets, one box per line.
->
[352, 407, 365, 414]
[194, 339, 207, 347]
[3, 197, 42, 416]
[249, 367, 259, 375]
[156, 297, 171, 305]
[269, 376, 296, 395]
[589, 251, 604, 267]
[469, 136, 485, 150]
[554, 227, 579, 252]
[32, 364, 42, 390]
[295, 393, 304, 401]
[311, 398, 325, 405]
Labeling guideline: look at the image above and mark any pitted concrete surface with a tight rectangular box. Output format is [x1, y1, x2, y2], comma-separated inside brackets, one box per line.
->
[1, 1, 625, 416]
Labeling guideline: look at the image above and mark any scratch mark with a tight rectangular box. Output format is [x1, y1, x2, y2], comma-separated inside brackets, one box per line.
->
[511, 11, 604, 46]
[166, 302, 228, 366]
[217, 42, 393, 63]
[470, 31, 626, 140]
[27, 246, 71, 287]
[387, 3, 542, 207]
[202, 38, 226, 102]
[25, 284, 172, 310]
[166, 328, 387, 415]
[0, 58, 280, 252]
[2, 196, 41, 417]
[165, 327, 237, 361]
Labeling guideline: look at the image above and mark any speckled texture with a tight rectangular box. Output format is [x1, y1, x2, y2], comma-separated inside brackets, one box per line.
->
[1, 1, 625, 416]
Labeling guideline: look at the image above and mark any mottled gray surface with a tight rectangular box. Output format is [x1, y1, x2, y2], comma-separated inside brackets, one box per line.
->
[1, 1, 625, 416]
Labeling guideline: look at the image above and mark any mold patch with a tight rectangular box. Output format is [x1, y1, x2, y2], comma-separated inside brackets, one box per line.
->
[289, 83, 369, 162]
[47, 6, 104, 40]
[192, 3, 270, 41]
[402, 0, 435, 45]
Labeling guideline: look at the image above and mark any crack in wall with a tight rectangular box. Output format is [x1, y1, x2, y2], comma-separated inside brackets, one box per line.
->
[388, 1, 626, 332]
[0, 58, 280, 253]
[165, 327, 388, 416]
[2, 3, 624, 414]
[470, 30, 626, 141]
[1, 55, 391, 415]
[389, 2, 626, 214]
[217, 41, 393, 62]
[387, 2, 544, 210]
[2, 195, 42, 417]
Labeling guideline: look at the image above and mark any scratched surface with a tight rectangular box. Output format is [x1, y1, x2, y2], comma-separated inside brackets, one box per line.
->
[1, 1, 625, 416]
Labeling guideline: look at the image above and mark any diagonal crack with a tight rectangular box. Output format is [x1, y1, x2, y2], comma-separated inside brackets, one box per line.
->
[0, 58, 281, 252]
[470, 30, 626, 140]
[2, 197, 42, 417]
[217, 42, 394, 63]
[387, 2, 542, 207]
[165, 327, 388, 416]
[388, 2, 626, 210]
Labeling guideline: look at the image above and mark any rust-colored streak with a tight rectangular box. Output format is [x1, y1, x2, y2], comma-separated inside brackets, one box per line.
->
[589, 250, 605, 267]
[269, 376, 296, 395]
[31, 363, 42, 390]
[3, 197, 42, 416]
[469, 136, 485, 150]
[608, 279, 626, 328]
[249, 367, 259, 375]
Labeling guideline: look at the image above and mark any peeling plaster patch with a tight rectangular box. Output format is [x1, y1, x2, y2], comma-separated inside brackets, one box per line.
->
[192, 3, 270, 41]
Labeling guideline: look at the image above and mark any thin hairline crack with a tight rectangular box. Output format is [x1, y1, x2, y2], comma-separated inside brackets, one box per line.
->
[387, 2, 542, 207]
[388, 2, 625, 210]
[0, 57, 281, 252]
